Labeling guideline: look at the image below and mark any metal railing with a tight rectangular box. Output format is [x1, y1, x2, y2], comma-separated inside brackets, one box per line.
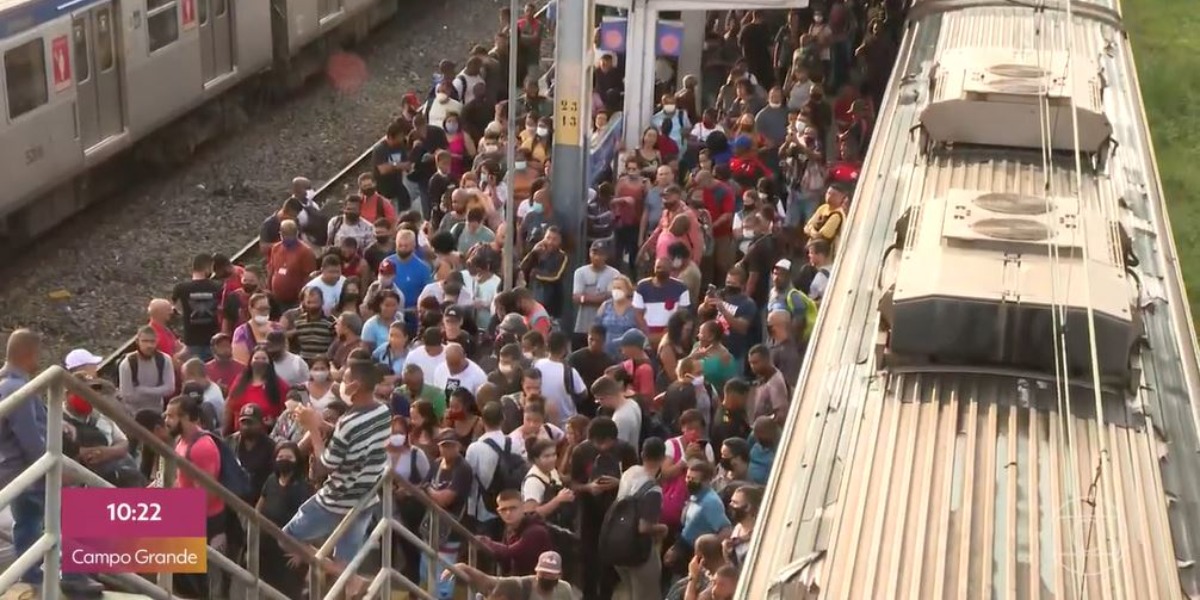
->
[0, 367, 499, 599]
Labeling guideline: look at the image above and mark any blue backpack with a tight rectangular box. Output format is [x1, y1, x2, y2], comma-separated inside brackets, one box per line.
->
[186, 431, 253, 501]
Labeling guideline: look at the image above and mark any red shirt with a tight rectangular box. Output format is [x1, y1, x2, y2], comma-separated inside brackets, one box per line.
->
[226, 376, 288, 430]
[701, 181, 737, 237]
[204, 358, 244, 393]
[150, 321, 178, 356]
[175, 433, 225, 517]
[359, 193, 397, 224]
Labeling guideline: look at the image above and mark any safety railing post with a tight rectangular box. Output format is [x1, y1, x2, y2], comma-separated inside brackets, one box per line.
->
[467, 541, 478, 599]
[381, 478, 393, 599]
[425, 518, 438, 596]
[246, 521, 261, 600]
[157, 447, 176, 592]
[44, 374, 64, 600]
[309, 562, 324, 600]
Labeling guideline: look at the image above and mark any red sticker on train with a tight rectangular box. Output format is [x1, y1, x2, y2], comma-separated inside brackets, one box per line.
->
[181, 0, 196, 30]
[51, 35, 71, 92]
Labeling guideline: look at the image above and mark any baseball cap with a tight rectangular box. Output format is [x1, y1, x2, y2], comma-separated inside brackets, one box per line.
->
[535, 551, 563, 576]
[774, 259, 792, 272]
[265, 330, 287, 349]
[618, 329, 647, 348]
[378, 261, 396, 275]
[443, 305, 464, 321]
[590, 239, 611, 253]
[64, 349, 103, 372]
[499, 313, 529, 336]
[435, 429, 460, 445]
[239, 404, 264, 424]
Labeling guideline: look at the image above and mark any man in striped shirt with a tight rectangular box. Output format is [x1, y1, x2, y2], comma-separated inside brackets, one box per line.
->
[284, 355, 392, 562]
[282, 287, 337, 360]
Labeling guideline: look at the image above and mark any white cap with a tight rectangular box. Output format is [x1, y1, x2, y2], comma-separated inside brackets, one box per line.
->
[774, 259, 793, 271]
[64, 349, 103, 372]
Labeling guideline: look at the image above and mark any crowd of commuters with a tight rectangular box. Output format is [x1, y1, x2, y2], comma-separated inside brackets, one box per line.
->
[0, 1, 902, 599]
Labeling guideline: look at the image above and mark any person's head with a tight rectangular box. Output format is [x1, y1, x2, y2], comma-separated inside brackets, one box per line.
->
[527, 436, 557, 472]
[337, 311, 364, 341]
[586, 416, 620, 452]
[590, 376, 622, 410]
[768, 86, 784, 107]
[720, 437, 751, 477]
[710, 565, 740, 600]
[826, 182, 849, 208]
[729, 484, 763, 525]
[640, 436, 667, 476]
[395, 229, 417, 259]
[320, 253, 344, 284]
[274, 442, 302, 478]
[210, 332, 232, 360]
[435, 429, 462, 461]
[564, 414, 589, 446]
[421, 326, 444, 350]
[771, 260, 793, 291]
[653, 256, 672, 282]
[748, 344, 775, 378]
[3, 329, 40, 373]
[147, 298, 172, 325]
[697, 320, 724, 349]
[444, 342, 466, 371]
[480, 398, 503, 431]
[238, 403, 267, 437]
[695, 533, 725, 571]
[678, 409, 705, 444]
[807, 239, 831, 266]
[685, 460, 716, 494]
[587, 324, 607, 353]
[533, 551, 563, 591]
[447, 387, 477, 421]
[617, 329, 648, 360]
[521, 330, 546, 358]
[135, 408, 169, 443]
[495, 489, 525, 527]
[723, 378, 751, 411]
[164, 394, 204, 438]
[588, 240, 609, 267]
[610, 275, 633, 303]
[767, 310, 792, 342]
[752, 416, 780, 449]
[640, 126, 659, 149]
[135, 325, 158, 357]
[520, 366, 543, 397]
[342, 357, 382, 404]
[662, 184, 683, 212]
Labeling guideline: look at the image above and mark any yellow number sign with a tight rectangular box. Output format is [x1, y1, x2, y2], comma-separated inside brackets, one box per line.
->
[556, 99, 580, 146]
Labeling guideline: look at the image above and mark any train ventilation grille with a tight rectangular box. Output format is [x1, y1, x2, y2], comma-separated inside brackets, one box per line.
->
[986, 64, 1049, 79]
[969, 218, 1052, 242]
[973, 193, 1053, 215]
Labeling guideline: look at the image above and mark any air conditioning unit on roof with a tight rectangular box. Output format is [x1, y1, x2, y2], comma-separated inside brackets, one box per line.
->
[921, 49, 1112, 152]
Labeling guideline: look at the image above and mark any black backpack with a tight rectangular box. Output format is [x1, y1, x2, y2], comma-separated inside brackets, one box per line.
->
[598, 480, 658, 567]
[480, 438, 530, 512]
[562, 364, 587, 414]
[524, 470, 574, 529]
[186, 432, 253, 500]
[127, 352, 168, 387]
[637, 399, 672, 447]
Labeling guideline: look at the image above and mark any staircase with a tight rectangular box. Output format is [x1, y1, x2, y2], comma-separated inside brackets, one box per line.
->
[0, 366, 501, 600]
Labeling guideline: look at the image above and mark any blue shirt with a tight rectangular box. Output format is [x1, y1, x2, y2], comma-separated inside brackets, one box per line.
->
[719, 293, 758, 359]
[680, 486, 730, 546]
[361, 315, 397, 352]
[371, 344, 408, 377]
[748, 438, 776, 485]
[0, 365, 47, 490]
[384, 254, 433, 309]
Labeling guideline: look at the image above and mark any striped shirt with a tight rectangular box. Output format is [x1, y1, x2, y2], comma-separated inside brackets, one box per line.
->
[632, 277, 691, 332]
[316, 401, 392, 513]
[284, 308, 336, 360]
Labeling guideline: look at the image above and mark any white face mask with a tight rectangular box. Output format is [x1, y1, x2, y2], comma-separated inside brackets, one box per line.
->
[663, 104, 677, 114]
[339, 381, 357, 399]
[436, 93, 449, 103]
[612, 288, 627, 301]
[536, 126, 549, 137]
[389, 433, 407, 448]
[769, 101, 782, 108]
[445, 122, 459, 133]
[253, 315, 269, 325]
[311, 370, 329, 382]
[514, 161, 527, 170]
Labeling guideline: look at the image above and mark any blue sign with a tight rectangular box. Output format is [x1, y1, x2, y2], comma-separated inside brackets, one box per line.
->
[596, 19, 685, 58]
[599, 18, 627, 54]
[656, 22, 684, 57]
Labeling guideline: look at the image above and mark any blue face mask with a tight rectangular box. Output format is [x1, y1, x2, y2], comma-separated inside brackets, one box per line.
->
[282, 238, 299, 249]
[529, 203, 544, 214]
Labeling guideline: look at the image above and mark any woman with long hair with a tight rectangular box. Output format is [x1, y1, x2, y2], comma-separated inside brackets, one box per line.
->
[596, 276, 640, 359]
[223, 345, 288, 435]
[409, 399, 442, 459]
[443, 112, 477, 181]
[231, 293, 282, 364]
[444, 388, 484, 446]
[634, 127, 664, 173]
[658, 310, 697, 387]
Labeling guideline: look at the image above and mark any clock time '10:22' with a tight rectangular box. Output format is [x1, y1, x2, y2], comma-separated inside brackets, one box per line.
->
[105, 502, 163, 522]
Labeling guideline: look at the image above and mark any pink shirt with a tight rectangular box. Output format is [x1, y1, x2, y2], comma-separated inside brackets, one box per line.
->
[656, 231, 681, 261]
[151, 321, 178, 356]
[175, 433, 225, 517]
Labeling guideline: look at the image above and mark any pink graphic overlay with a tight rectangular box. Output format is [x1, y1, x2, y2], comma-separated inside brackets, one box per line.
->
[62, 537, 207, 574]
[62, 488, 206, 538]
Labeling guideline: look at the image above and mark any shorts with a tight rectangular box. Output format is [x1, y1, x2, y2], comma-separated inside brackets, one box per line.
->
[282, 496, 377, 561]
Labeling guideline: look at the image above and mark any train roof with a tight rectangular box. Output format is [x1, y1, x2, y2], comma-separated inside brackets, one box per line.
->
[739, 1, 1200, 598]
[0, 0, 109, 39]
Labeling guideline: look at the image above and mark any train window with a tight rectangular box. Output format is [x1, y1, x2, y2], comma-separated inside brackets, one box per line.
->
[73, 21, 90, 83]
[318, 0, 342, 19]
[4, 39, 49, 120]
[97, 7, 115, 71]
[214, 0, 227, 17]
[146, 0, 179, 52]
[197, 0, 208, 26]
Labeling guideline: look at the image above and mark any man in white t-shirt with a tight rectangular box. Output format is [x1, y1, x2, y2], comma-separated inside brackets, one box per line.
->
[431, 343, 488, 398]
[465, 402, 509, 537]
[531, 333, 586, 426]
[405, 327, 448, 384]
[591, 376, 641, 448]
[304, 255, 347, 317]
[508, 402, 565, 459]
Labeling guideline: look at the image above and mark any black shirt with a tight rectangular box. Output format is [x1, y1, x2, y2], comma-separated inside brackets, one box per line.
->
[741, 233, 779, 306]
[260, 213, 284, 246]
[259, 474, 314, 527]
[409, 127, 450, 189]
[427, 458, 473, 541]
[171, 278, 224, 347]
[232, 433, 277, 505]
[372, 141, 412, 207]
[709, 405, 751, 449]
[569, 440, 639, 522]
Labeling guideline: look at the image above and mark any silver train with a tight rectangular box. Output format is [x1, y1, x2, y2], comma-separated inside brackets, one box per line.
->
[0, 0, 403, 246]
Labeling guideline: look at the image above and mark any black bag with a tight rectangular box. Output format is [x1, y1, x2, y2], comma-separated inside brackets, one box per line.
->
[480, 438, 530, 513]
[598, 480, 658, 567]
[562, 364, 587, 413]
[525, 471, 574, 529]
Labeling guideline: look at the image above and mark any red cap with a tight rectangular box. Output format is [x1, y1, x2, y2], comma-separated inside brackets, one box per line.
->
[402, 92, 420, 108]
[379, 261, 396, 275]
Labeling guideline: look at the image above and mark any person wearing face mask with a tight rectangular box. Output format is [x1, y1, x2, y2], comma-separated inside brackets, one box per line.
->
[652, 94, 691, 148]
[689, 108, 725, 145]
[713, 436, 752, 501]
[451, 550, 577, 600]
[632, 256, 692, 346]
[357, 172, 397, 226]
[426, 80, 463, 129]
[264, 330, 308, 387]
[664, 460, 731, 575]
[595, 275, 640, 358]
[181, 357, 226, 432]
[266, 219, 317, 306]
[327, 193, 377, 251]
[257, 441, 313, 599]
[223, 346, 288, 435]
[230, 404, 277, 507]
[755, 86, 790, 151]
[442, 113, 476, 180]
[723, 484, 762, 569]
[705, 266, 758, 363]
[231, 292, 282, 365]
[711, 379, 752, 448]
[62, 349, 143, 488]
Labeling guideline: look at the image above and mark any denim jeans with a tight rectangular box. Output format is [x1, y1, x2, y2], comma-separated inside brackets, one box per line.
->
[12, 489, 88, 586]
[419, 541, 461, 600]
[282, 496, 377, 561]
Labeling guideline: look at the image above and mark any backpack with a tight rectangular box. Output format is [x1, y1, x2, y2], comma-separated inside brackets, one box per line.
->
[659, 438, 691, 528]
[562, 364, 587, 414]
[480, 438, 530, 513]
[598, 480, 658, 567]
[524, 470, 574, 529]
[185, 431, 253, 500]
[302, 203, 330, 246]
[127, 351, 168, 387]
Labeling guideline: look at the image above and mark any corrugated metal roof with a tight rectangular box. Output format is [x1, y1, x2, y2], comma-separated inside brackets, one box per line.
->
[738, 1, 1200, 598]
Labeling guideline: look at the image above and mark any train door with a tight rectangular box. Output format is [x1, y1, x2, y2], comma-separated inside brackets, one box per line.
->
[198, 0, 234, 84]
[72, 2, 124, 149]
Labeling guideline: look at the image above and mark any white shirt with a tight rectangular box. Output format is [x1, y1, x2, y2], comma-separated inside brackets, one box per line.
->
[612, 398, 642, 448]
[405, 345, 447, 383]
[689, 122, 724, 143]
[417, 282, 475, 307]
[273, 351, 310, 388]
[465, 272, 502, 330]
[391, 446, 432, 484]
[531, 358, 585, 426]
[427, 97, 463, 129]
[810, 267, 830, 301]
[455, 71, 486, 103]
[508, 422, 565, 459]
[522, 464, 565, 505]
[201, 381, 227, 431]
[465, 429, 508, 521]
[431, 360, 488, 397]
[304, 276, 346, 316]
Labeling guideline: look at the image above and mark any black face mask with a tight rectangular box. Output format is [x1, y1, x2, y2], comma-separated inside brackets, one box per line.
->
[725, 285, 742, 296]
[727, 505, 746, 523]
[345, 213, 361, 223]
[377, 235, 391, 244]
[251, 364, 268, 376]
[686, 481, 703, 495]
[267, 350, 283, 361]
[536, 578, 558, 592]
[719, 457, 734, 471]
[275, 460, 296, 476]
[397, 250, 414, 260]
[242, 284, 259, 294]
[654, 270, 670, 281]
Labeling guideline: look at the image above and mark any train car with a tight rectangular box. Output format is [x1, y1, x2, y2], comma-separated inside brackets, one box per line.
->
[738, 0, 1200, 598]
[0, 0, 399, 247]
